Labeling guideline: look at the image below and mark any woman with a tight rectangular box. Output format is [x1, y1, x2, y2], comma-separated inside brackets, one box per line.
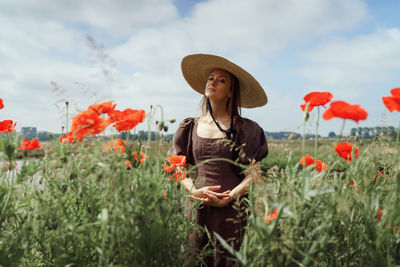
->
[173, 54, 268, 266]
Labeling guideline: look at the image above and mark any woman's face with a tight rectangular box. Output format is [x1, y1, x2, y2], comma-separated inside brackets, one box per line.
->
[205, 69, 232, 103]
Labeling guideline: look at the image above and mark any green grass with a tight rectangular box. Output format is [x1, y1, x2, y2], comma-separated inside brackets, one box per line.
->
[1, 135, 399, 266]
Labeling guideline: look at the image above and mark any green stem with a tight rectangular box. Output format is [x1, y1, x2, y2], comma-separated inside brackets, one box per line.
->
[314, 107, 320, 159]
[302, 103, 310, 157]
[66, 101, 69, 133]
[146, 105, 165, 149]
[339, 119, 346, 141]
[126, 130, 130, 143]
[302, 122, 306, 157]
[99, 223, 107, 265]
[396, 120, 400, 147]
[147, 105, 153, 148]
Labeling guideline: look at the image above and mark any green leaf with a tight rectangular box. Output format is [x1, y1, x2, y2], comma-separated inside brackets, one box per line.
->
[214, 232, 246, 265]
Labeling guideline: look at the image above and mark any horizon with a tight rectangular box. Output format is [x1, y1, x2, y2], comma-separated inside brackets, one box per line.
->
[16, 124, 398, 139]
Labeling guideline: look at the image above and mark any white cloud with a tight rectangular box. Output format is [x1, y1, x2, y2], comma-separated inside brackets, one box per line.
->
[110, 25, 192, 73]
[0, 0, 179, 37]
[297, 28, 400, 99]
[3, 0, 398, 136]
[109, 0, 369, 75]
[106, 0, 371, 136]
[188, 0, 368, 56]
[79, 0, 179, 36]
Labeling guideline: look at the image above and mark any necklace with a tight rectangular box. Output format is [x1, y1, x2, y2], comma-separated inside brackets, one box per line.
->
[206, 98, 236, 139]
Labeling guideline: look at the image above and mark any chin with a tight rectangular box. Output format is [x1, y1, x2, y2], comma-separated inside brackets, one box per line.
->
[206, 96, 219, 102]
[205, 92, 214, 99]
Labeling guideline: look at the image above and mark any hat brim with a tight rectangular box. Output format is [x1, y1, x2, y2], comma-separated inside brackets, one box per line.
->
[181, 54, 268, 108]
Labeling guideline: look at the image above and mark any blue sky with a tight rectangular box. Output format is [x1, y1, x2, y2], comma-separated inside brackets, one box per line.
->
[0, 0, 399, 136]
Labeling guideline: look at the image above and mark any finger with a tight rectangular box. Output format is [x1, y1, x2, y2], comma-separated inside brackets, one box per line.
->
[196, 193, 206, 198]
[222, 190, 231, 194]
[190, 195, 208, 202]
[212, 191, 230, 196]
[204, 194, 225, 207]
[209, 192, 231, 198]
[206, 186, 222, 191]
[204, 192, 220, 201]
[190, 195, 203, 201]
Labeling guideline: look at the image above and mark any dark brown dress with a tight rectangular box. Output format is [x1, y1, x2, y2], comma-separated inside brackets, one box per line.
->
[173, 117, 268, 267]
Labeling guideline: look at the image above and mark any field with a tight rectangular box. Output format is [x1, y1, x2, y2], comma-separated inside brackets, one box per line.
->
[1, 133, 399, 266]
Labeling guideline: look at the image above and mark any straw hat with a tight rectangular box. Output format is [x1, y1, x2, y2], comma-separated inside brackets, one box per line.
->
[181, 54, 268, 108]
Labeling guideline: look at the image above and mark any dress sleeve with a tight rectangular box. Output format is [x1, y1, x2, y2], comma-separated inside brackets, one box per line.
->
[237, 120, 268, 165]
[172, 117, 195, 165]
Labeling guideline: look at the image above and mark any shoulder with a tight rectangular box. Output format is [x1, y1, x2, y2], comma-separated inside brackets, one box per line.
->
[177, 117, 198, 129]
[236, 117, 269, 163]
[237, 117, 265, 133]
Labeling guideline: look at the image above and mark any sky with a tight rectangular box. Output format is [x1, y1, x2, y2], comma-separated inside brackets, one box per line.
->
[1, 0, 399, 137]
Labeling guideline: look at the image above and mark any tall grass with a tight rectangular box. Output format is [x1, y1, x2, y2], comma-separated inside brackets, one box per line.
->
[220, 138, 400, 266]
[1, 134, 399, 266]
[0, 138, 196, 266]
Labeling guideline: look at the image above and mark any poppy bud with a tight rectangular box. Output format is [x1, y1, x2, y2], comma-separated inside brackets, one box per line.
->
[169, 119, 176, 123]
[158, 121, 164, 131]
[163, 126, 168, 132]
[99, 208, 108, 223]
[155, 120, 159, 125]
[304, 111, 310, 122]
[303, 103, 310, 122]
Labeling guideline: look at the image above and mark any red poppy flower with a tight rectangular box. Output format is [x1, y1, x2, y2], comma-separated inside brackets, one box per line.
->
[322, 101, 368, 123]
[0, 120, 17, 134]
[391, 87, 400, 96]
[89, 101, 117, 115]
[103, 138, 126, 154]
[299, 154, 328, 172]
[350, 180, 360, 193]
[162, 155, 186, 173]
[125, 160, 131, 168]
[19, 138, 42, 150]
[170, 171, 187, 182]
[133, 151, 147, 165]
[264, 208, 278, 224]
[334, 142, 359, 161]
[377, 208, 383, 221]
[300, 91, 334, 112]
[382, 87, 400, 112]
[5, 162, 18, 171]
[0, 99, 4, 109]
[108, 109, 146, 132]
[383, 96, 400, 112]
[71, 109, 111, 139]
[59, 132, 83, 144]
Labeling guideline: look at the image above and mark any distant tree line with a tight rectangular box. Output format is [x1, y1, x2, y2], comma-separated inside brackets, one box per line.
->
[27, 130, 333, 141]
[28, 131, 172, 142]
[265, 131, 300, 140]
[350, 126, 397, 139]
[20, 126, 398, 142]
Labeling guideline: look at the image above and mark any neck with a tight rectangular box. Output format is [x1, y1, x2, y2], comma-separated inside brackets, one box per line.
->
[207, 99, 230, 121]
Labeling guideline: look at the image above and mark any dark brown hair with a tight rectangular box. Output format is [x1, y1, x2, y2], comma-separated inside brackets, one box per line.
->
[199, 71, 242, 121]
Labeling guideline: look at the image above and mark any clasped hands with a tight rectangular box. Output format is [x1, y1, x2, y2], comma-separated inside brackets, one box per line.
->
[190, 185, 233, 208]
